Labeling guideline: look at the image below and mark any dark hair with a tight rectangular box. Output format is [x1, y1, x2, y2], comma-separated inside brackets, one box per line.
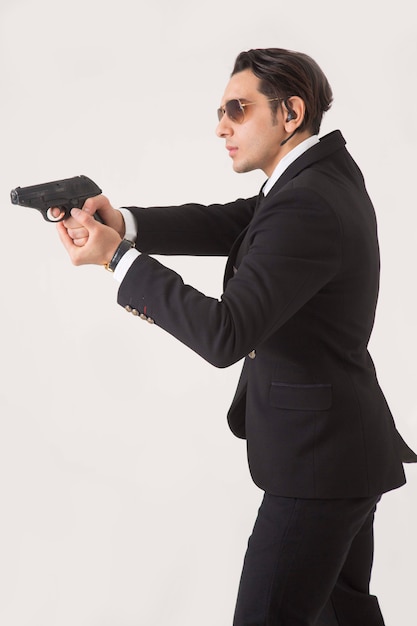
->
[232, 48, 333, 134]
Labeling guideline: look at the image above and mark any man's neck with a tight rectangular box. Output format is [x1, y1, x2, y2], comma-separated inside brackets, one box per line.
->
[263, 134, 320, 196]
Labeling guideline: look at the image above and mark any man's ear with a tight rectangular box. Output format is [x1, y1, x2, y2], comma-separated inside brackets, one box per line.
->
[283, 96, 305, 130]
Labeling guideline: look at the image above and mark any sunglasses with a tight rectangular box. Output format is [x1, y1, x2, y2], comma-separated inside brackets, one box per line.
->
[217, 97, 281, 124]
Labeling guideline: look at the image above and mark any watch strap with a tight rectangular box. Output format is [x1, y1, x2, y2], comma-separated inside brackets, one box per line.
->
[105, 239, 135, 272]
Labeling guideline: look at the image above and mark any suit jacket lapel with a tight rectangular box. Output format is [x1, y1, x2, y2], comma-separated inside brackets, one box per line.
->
[223, 131, 347, 289]
[223, 189, 265, 288]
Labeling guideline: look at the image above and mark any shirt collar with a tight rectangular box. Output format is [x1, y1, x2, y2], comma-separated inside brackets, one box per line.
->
[263, 134, 320, 196]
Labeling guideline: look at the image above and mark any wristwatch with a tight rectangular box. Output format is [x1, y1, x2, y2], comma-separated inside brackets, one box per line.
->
[104, 239, 135, 272]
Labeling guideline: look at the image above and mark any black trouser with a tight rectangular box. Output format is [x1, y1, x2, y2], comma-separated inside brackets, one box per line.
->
[233, 494, 384, 626]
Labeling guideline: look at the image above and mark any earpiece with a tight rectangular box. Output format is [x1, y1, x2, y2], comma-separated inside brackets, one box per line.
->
[284, 98, 296, 122]
[280, 98, 298, 145]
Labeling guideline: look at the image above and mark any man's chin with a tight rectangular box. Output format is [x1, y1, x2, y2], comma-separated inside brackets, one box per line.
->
[233, 160, 253, 174]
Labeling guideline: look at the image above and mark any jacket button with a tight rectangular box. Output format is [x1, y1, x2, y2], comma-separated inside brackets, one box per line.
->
[140, 313, 147, 320]
[248, 350, 256, 359]
[147, 317, 155, 324]
[125, 305, 132, 313]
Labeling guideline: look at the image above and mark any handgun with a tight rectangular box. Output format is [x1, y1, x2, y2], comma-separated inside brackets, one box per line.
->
[10, 175, 103, 223]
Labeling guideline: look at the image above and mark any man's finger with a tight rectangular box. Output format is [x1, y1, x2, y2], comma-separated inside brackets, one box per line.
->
[56, 221, 75, 254]
[73, 237, 89, 247]
[70, 208, 97, 231]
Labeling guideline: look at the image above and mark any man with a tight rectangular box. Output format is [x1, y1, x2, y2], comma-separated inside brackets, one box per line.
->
[56, 48, 416, 625]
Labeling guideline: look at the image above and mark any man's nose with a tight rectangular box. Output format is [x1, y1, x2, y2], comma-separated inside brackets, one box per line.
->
[216, 115, 233, 138]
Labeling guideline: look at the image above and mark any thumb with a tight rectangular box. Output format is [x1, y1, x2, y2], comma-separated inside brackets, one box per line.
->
[70, 207, 97, 229]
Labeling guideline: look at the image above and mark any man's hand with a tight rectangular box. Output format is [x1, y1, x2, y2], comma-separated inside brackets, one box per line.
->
[55, 195, 126, 247]
[56, 207, 122, 267]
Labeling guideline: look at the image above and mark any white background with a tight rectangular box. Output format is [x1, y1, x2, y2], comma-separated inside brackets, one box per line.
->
[0, 1, 416, 624]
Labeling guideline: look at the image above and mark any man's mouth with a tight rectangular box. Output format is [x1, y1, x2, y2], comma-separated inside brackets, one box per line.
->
[227, 146, 238, 157]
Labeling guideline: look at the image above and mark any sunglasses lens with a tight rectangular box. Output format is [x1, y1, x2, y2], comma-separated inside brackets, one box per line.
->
[227, 99, 244, 123]
[217, 99, 244, 123]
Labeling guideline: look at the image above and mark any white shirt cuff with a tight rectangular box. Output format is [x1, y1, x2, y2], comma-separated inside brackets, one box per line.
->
[119, 208, 138, 242]
[113, 247, 140, 283]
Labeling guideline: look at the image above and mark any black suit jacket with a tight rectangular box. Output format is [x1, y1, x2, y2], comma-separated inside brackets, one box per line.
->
[118, 130, 416, 498]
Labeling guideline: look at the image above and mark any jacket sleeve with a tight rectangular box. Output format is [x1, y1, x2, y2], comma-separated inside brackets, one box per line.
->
[124, 196, 257, 256]
[117, 188, 342, 368]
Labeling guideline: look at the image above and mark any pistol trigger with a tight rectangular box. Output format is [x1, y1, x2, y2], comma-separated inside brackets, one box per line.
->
[46, 206, 67, 222]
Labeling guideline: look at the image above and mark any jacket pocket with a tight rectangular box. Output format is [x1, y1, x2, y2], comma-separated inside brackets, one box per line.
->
[269, 382, 332, 411]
